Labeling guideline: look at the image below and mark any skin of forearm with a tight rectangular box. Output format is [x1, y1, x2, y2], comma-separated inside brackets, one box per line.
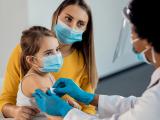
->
[1, 103, 16, 118]
[90, 95, 99, 107]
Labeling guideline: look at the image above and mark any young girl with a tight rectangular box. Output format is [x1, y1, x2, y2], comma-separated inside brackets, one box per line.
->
[16, 26, 64, 120]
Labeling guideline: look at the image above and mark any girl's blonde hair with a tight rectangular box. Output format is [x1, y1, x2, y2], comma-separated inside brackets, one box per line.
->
[20, 26, 55, 76]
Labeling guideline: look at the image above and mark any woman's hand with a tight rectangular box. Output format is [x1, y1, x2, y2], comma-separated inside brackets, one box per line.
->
[2, 104, 40, 120]
[13, 106, 40, 120]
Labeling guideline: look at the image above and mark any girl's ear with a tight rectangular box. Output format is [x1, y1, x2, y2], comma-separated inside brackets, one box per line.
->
[26, 56, 35, 65]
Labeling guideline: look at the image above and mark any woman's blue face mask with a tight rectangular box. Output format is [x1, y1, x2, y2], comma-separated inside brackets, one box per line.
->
[53, 19, 85, 45]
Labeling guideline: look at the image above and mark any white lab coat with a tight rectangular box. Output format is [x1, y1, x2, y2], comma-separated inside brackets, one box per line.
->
[64, 67, 160, 120]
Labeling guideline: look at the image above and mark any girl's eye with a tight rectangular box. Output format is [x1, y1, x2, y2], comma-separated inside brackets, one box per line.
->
[56, 47, 60, 52]
[46, 52, 53, 56]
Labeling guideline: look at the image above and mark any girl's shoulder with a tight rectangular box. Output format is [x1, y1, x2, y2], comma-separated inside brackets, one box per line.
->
[22, 73, 53, 97]
[21, 74, 41, 97]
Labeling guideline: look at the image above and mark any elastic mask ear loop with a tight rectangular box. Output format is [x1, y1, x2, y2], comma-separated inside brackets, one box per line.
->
[32, 56, 42, 69]
[143, 46, 151, 53]
[152, 48, 156, 64]
[141, 46, 151, 64]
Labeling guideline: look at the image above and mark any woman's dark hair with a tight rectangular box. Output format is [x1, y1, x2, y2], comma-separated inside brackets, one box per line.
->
[20, 26, 55, 76]
[126, 0, 160, 53]
[51, 0, 98, 89]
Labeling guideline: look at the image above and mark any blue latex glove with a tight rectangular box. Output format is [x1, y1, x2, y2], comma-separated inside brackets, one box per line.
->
[53, 78, 95, 105]
[32, 89, 72, 117]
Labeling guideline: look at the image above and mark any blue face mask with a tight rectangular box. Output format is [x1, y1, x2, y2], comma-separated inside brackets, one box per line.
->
[133, 47, 151, 64]
[39, 52, 63, 72]
[53, 20, 84, 44]
[132, 39, 156, 64]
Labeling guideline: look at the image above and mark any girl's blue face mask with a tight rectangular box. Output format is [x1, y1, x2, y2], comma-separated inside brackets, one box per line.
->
[53, 20, 84, 44]
[39, 52, 63, 73]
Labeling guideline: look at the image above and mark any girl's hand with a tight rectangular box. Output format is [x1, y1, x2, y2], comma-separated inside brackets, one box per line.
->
[13, 106, 40, 120]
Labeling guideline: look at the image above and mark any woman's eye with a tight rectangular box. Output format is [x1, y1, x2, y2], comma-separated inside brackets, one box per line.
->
[65, 16, 72, 23]
[77, 21, 85, 29]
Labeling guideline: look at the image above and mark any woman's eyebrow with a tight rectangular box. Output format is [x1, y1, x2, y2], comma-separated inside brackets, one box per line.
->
[66, 13, 87, 23]
[66, 13, 73, 19]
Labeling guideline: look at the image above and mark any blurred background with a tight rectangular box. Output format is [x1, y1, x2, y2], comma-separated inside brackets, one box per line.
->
[0, 0, 154, 96]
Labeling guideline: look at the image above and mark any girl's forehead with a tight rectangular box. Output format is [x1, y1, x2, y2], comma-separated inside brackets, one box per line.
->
[38, 37, 59, 51]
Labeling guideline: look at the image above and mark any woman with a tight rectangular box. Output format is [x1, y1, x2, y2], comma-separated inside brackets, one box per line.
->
[33, 0, 160, 119]
[0, 0, 98, 119]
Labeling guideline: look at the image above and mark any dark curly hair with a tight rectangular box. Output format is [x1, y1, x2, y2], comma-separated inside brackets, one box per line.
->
[126, 0, 160, 53]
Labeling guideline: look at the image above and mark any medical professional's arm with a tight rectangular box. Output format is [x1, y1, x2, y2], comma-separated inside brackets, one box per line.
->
[35, 88, 154, 120]
[97, 95, 137, 118]
[64, 95, 137, 120]
[65, 85, 160, 120]
[90, 95, 99, 107]
[33, 90, 136, 120]
[53, 78, 138, 119]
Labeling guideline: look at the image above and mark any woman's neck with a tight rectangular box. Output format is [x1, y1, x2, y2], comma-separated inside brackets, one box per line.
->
[59, 44, 74, 57]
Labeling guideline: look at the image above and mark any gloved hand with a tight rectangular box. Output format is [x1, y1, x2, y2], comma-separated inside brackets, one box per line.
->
[32, 89, 72, 117]
[53, 78, 95, 105]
